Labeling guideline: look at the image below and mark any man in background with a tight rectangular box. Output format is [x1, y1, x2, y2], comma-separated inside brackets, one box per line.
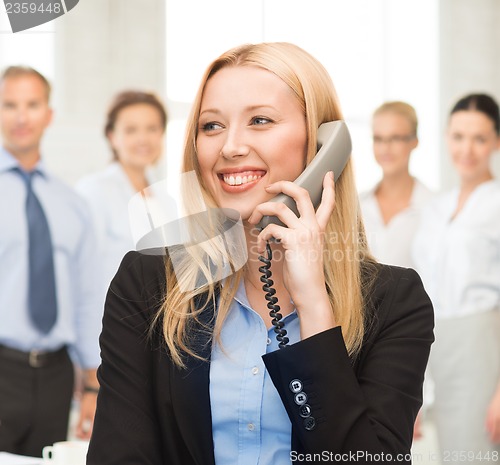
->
[0, 66, 101, 457]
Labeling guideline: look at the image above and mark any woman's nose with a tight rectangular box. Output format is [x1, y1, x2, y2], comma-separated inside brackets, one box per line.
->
[461, 139, 474, 156]
[220, 127, 250, 160]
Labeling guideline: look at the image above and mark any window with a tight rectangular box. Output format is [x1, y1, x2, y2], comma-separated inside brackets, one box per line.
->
[165, 0, 439, 192]
[0, 13, 55, 80]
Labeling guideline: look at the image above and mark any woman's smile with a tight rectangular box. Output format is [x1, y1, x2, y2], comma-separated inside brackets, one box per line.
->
[196, 65, 307, 220]
[218, 168, 266, 191]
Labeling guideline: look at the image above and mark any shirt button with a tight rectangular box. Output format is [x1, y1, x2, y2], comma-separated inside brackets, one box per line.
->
[299, 404, 312, 418]
[289, 379, 303, 393]
[251, 366, 259, 375]
[247, 423, 255, 431]
[294, 392, 308, 405]
[304, 416, 316, 431]
[266, 338, 271, 345]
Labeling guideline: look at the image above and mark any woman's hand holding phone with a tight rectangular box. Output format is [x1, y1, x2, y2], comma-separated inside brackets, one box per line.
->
[248, 171, 337, 339]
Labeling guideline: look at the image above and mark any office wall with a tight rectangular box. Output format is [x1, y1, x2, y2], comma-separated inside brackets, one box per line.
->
[44, 0, 166, 184]
[2, 0, 499, 189]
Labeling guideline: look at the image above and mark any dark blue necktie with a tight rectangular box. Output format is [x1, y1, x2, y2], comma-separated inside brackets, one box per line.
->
[14, 168, 58, 334]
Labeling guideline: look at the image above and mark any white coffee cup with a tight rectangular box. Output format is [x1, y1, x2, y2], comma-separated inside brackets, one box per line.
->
[42, 440, 89, 465]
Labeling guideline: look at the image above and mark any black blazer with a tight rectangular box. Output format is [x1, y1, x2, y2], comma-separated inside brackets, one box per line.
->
[87, 252, 434, 464]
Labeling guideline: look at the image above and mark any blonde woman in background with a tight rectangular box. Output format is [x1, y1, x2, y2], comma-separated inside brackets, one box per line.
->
[76, 90, 167, 295]
[88, 42, 433, 464]
[360, 101, 435, 440]
[413, 93, 500, 462]
[360, 101, 433, 269]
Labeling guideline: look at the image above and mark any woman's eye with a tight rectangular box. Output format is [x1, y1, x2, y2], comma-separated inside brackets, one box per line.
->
[251, 117, 272, 126]
[201, 122, 223, 132]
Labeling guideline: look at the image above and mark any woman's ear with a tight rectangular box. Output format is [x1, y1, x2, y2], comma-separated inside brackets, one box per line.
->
[411, 136, 419, 150]
[107, 130, 116, 149]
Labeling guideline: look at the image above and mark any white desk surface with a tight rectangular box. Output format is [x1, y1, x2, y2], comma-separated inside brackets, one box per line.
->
[0, 452, 43, 464]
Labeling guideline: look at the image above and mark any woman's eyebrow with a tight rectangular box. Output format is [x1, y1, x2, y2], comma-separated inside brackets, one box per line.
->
[200, 105, 278, 117]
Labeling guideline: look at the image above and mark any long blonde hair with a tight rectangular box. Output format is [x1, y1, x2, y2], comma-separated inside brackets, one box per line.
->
[373, 100, 418, 137]
[157, 42, 376, 367]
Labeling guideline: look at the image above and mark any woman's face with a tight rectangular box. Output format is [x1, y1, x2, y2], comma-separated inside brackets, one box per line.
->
[372, 111, 417, 177]
[108, 103, 164, 170]
[196, 65, 307, 221]
[447, 110, 500, 183]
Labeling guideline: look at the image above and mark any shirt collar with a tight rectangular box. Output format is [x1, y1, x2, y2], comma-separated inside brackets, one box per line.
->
[409, 178, 431, 208]
[369, 177, 426, 209]
[232, 279, 298, 320]
[233, 279, 251, 309]
[0, 147, 48, 178]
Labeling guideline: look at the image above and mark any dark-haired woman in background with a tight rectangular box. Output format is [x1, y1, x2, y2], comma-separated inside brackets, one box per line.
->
[413, 93, 500, 460]
[76, 90, 167, 295]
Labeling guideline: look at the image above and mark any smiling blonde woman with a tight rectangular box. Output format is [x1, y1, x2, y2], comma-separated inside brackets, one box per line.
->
[88, 42, 434, 465]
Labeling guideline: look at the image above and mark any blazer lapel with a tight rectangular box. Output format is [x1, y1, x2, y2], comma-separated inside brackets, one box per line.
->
[170, 291, 217, 465]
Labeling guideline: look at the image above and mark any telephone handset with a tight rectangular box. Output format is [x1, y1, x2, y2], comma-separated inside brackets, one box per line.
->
[257, 120, 352, 230]
[257, 120, 352, 348]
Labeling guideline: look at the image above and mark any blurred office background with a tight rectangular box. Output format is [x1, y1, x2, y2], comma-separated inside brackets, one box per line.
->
[1, 0, 499, 194]
[1, 1, 499, 462]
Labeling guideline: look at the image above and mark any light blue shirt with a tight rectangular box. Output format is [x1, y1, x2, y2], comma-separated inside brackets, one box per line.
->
[210, 280, 300, 465]
[0, 148, 102, 368]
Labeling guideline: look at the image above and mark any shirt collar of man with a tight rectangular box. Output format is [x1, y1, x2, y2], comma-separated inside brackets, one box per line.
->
[0, 146, 48, 178]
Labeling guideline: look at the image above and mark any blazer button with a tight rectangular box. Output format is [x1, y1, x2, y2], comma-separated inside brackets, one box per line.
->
[304, 416, 316, 431]
[289, 379, 303, 393]
[299, 404, 312, 418]
[294, 392, 308, 405]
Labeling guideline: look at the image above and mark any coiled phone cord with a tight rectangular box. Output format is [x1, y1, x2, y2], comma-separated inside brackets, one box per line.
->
[258, 242, 289, 349]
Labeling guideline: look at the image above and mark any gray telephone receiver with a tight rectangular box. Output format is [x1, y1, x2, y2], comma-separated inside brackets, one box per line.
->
[257, 120, 352, 229]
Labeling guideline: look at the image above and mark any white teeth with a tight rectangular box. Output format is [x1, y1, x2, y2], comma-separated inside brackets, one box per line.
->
[223, 174, 262, 186]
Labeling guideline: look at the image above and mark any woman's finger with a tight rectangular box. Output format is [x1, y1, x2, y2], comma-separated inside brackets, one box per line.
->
[263, 180, 317, 225]
[248, 198, 302, 229]
[254, 223, 290, 253]
[315, 171, 336, 230]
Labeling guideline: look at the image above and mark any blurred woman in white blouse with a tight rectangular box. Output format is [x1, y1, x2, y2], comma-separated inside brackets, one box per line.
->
[76, 90, 168, 296]
[413, 93, 500, 459]
[360, 101, 433, 269]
